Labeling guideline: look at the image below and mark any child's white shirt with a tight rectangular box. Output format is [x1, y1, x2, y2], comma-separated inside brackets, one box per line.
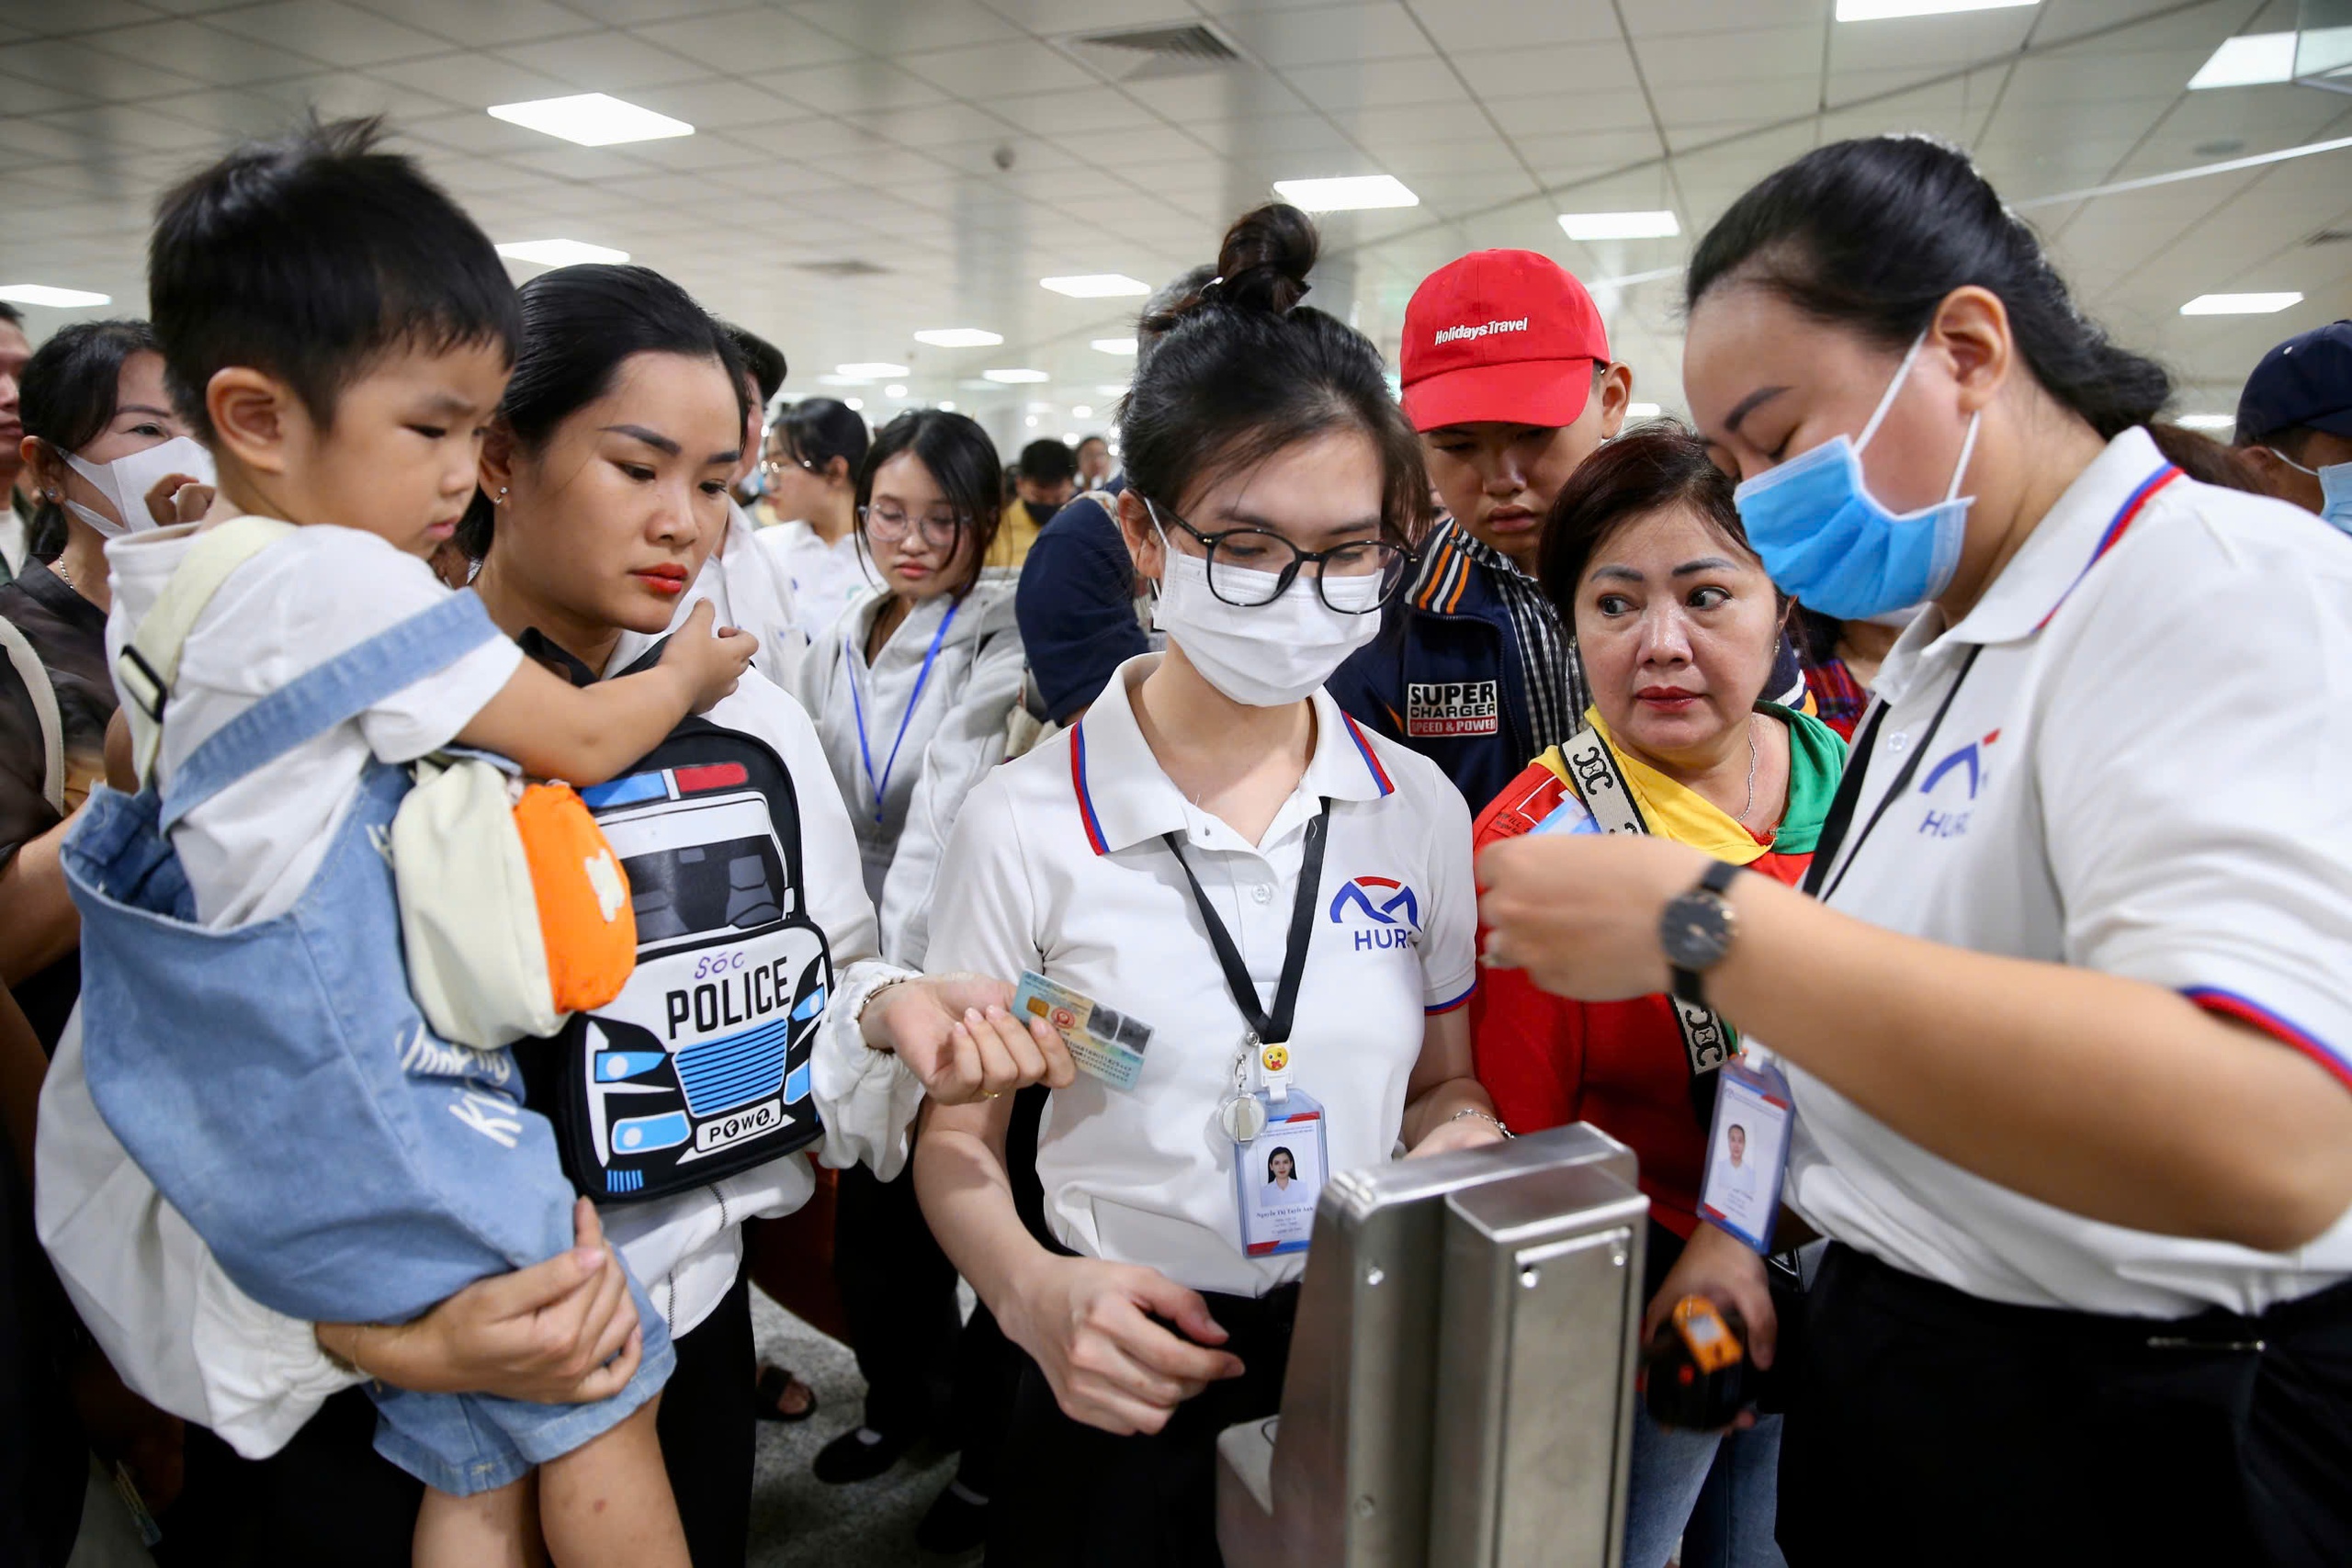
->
[104, 521, 523, 928]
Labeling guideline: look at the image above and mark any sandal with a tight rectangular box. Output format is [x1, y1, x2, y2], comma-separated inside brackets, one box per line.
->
[755, 1361, 819, 1423]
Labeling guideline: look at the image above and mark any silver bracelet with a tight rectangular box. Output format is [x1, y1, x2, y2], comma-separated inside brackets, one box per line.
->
[1450, 1107, 1514, 1139]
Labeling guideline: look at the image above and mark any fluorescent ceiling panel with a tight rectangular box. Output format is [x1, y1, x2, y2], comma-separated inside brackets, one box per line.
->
[1272, 175, 1419, 211]
[1836, 0, 2034, 18]
[1041, 275, 1151, 298]
[0, 283, 109, 306]
[2179, 292, 2302, 314]
[487, 94, 694, 147]
[1559, 210, 1680, 241]
[836, 362, 909, 378]
[986, 368, 1051, 383]
[912, 328, 1002, 347]
[495, 238, 628, 266]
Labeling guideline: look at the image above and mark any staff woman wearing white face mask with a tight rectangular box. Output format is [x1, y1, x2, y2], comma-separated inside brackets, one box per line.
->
[2, 320, 214, 1045]
[1480, 137, 2352, 1564]
[914, 204, 1506, 1565]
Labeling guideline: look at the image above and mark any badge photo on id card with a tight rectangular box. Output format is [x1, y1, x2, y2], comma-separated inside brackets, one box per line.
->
[1698, 1057, 1791, 1254]
[1233, 1089, 1328, 1258]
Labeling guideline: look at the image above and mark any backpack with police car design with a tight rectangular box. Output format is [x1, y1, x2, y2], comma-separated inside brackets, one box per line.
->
[516, 711, 832, 1201]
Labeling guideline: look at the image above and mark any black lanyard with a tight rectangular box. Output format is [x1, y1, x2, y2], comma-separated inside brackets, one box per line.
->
[1804, 644, 1983, 903]
[1162, 799, 1332, 1046]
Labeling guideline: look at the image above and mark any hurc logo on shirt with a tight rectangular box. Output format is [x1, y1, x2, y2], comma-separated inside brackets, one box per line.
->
[1432, 317, 1531, 347]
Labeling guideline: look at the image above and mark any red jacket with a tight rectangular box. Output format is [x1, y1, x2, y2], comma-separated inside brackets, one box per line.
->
[1470, 737, 1827, 1238]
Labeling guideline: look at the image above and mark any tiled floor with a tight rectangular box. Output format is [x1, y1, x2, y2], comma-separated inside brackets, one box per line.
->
[747, 1291, 978, 1568]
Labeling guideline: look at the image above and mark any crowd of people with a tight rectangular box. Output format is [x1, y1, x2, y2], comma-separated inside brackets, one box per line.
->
[1, 110, 2348, 1568]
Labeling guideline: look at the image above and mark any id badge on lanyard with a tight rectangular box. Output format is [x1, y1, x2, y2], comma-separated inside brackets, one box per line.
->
[1165, 802, 1337, 1259]
[1698, 1055, 1792, 1254]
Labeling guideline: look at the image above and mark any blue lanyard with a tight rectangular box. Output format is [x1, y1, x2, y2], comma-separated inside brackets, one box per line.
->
[847, 599, 959, 824]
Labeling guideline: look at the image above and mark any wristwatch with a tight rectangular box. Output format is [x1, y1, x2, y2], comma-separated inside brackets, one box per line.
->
[1659, 860, 1744, 1007]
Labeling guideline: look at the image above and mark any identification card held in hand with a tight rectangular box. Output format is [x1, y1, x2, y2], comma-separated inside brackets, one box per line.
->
[1698, 1055, 1792, 1254]
[1013, 970, 1153, 1091]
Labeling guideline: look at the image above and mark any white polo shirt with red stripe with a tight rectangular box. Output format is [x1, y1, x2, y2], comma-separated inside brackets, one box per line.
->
[1779, 425, 2352, 1317]
[922, 653, 1477, 1298]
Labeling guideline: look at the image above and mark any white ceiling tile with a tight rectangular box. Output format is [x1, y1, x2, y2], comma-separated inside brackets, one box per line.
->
[984, 84, 1159, 135]
[6, 0, 178, 30]
[785, 0, 1021, 52]
[345, 0, 589, 49]
[1632, 26, 1820, 87]
[77, 17, 320, 83]
[0, 77, 99, 113]
[492, 31, 712, 91]
[1283, 57, 1468, 114]
[836, 99, 1015, 149]
[0, 38, 211, 99]
[1217, 2, 1434, 68]
[1649, 76, 1820, 127]
[1340, 100, 1497, 146]
[366, 51, 579, 109]
[898, 38, 1095, 99]
[1404, 0, 1622, 51]
[202, 2, 453, 65]
[752, 60, 947, 115]
[615, 76, 804, 130]
[628, 8, 857, 73]
[1487, 88, 1655, 141]
[1626, 0, 1826, 37]
[1048, 121, 1208, 167]
[1119, 70, 1310, 122]
[552, 0, 756, 23]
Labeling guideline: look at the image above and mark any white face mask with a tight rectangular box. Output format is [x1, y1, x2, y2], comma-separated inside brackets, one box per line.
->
[60, 435, 216, 537]
[1148, 512, 1383, 707]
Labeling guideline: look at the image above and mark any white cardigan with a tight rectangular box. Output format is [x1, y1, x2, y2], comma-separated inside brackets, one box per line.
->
[793, 570, 1025, 968]
[34, 668, 922, 1458]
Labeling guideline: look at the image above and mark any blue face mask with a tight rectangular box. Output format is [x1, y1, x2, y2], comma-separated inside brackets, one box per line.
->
[2268, 447, 2352, 534]
[1732, 332, 1982, 621]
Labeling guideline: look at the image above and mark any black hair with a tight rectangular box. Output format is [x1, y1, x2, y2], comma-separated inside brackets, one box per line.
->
[456, 263, 745, 558]
[1686, 135, 2168, 442]
[1266, 1146, 1296, 1180]
[724, 322, 786, 406]
[1018, 437, 1077, 486]
[774, 397, 869, 479]
[0, 301, 21, 328]
[1537, 423, 1774, 617]
[20, 318, 166, 558]
[854, 409, 1002, 594]
[1123, 203, 1428, 542]
[149, 115, 520, 444]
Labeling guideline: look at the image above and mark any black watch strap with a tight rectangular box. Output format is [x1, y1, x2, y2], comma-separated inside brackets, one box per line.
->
[1668, 860, 1745, 1006]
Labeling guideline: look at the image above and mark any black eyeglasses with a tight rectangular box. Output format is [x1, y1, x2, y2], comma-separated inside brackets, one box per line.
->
[1146, 499, 1411, 613]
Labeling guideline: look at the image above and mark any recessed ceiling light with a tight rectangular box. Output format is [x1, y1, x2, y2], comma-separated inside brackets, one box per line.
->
[1062, 430, 1081, 443]
[912, 328, 1003, 348]
[818, 374, 872, 387]
[1041, 275, 1150, 299]
[488, 93, 694, 147]
[837, 361, 909, 378]
[2188, 33, 2298, 89]
[938, 400, 956, 412]
[985, 367, 1050, 383]
[1072, 404, 1093, 419]
[844, 397, 865, 411]
[1025, 400, 1055, 412]
[884, 383, 908, 398]
[1272, 175, 1418, 212]
[1559, 210, 1680, 242]
[1627, 401, 1664, 417]
[0, 284, 110, 307]
[2176, 413, 2236, 429]
[2180, 292, 2302, 315]
[1835, 0, 2035, 18]
[1025, 415, 1039, 427]
[1091, 338, 1138, 356]
[495, 238, 628, 267]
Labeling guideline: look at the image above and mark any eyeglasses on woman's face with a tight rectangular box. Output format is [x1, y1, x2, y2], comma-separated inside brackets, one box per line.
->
[859, 501, 967, 548]
[1146, 499, 1411, 614]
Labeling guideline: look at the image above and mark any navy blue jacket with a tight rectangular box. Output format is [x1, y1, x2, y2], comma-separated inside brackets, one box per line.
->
[1328, 526, 1539, 815]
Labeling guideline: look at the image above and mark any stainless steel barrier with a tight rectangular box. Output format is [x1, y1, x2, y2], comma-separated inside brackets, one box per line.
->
[1216, 1122, 1648, 1568]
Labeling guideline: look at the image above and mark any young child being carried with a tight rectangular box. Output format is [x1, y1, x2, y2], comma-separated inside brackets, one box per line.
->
[70, 119, 754, 1566]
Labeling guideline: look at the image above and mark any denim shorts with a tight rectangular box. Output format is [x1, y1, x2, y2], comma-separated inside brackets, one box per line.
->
[368, 1266, 676, 1496]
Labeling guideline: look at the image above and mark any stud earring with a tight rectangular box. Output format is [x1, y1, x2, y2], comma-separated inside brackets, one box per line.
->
[495, 486, 509, 504]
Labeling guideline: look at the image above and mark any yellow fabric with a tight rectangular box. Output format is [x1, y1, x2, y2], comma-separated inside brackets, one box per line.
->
[989, 500, 1043, 570]
[1533, 709, 1774, 866]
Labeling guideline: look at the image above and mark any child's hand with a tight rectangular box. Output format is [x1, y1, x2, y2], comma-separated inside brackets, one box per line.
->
[141, 470, 213, 525]
[661, 600, 757, 713]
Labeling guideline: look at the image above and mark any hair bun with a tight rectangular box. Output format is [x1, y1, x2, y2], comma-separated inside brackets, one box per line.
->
[1215, 202, 1317, 315]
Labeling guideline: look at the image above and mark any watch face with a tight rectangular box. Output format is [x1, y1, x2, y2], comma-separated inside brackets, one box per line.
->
[1662, 892, 1733, 971]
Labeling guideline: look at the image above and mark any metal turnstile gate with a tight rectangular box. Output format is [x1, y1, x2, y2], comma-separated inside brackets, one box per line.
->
[1216, 1122, 1648, 1568]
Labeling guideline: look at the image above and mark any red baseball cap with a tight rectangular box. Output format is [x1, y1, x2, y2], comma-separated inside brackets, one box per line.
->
[1400, 250, 1610, 433]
